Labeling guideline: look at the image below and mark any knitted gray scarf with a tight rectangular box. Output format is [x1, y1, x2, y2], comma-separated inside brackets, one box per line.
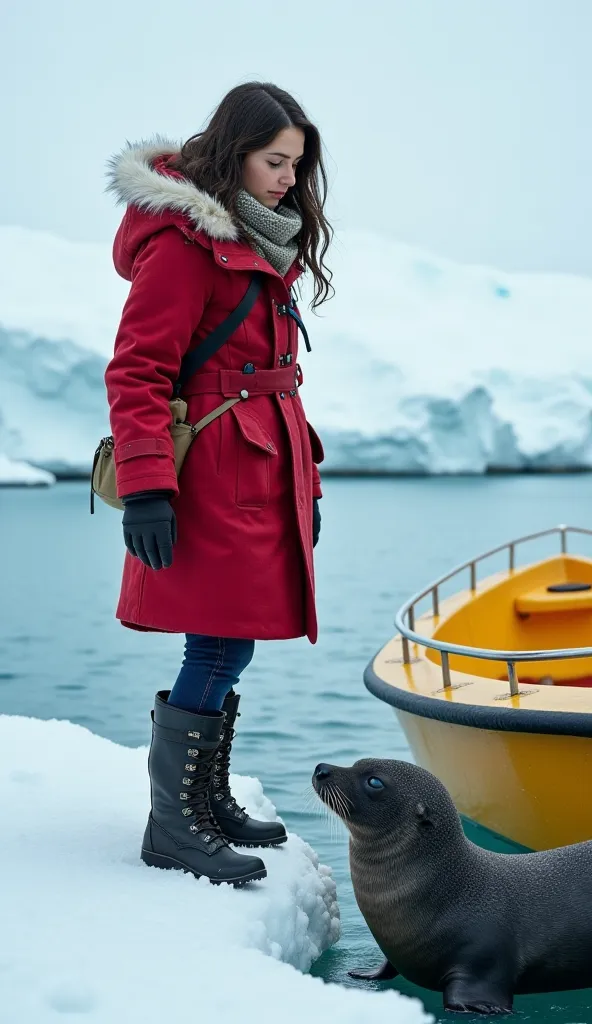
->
[235, 190, 302, 278]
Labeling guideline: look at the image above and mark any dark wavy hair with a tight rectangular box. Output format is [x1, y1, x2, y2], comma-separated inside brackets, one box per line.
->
[170, 82, 334, 309]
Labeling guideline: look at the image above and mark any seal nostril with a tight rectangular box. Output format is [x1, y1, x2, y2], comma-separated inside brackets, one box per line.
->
[314, 764, 331, 781]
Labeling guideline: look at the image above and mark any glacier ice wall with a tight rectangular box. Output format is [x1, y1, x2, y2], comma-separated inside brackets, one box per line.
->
[2, 225, 592, 476]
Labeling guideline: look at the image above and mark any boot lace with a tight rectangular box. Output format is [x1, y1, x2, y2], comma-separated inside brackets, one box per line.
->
[181, 746, 228, 849]
[211, 718, 248, 823]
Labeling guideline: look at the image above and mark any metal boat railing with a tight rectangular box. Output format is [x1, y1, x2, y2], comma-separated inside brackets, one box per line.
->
[395, 525, 592, 696]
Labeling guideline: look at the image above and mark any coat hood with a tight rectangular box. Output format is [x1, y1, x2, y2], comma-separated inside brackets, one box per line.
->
[106, 137, 239, 243]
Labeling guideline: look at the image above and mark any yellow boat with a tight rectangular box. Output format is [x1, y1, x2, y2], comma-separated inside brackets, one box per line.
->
[365, 525, 592, 854]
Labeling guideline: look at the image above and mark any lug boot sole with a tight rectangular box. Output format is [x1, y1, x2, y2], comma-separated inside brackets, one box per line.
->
[141, 848, 267, 886]
[224, 833, 288, 849]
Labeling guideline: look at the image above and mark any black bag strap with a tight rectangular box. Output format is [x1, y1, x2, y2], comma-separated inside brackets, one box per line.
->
[172, 272, 264, 398]
[285, 305, 311, 352]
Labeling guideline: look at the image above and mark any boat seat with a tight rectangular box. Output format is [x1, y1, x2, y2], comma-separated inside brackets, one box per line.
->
[515, 582, 592, 615]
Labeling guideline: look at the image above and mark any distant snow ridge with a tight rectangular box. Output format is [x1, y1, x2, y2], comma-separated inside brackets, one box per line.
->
[2, 224, 592, 480]
[0, 715, 431, 1024]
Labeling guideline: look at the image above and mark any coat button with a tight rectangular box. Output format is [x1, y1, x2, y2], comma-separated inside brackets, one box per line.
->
[220, 255, 228, 263]
[240, 389, 249, 399]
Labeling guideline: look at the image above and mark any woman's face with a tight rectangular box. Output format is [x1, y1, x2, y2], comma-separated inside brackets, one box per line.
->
[242, 126, 305, 209]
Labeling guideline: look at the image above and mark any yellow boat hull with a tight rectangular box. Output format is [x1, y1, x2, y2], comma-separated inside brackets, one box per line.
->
[366, 551, 592, 851]
[396, 711, 592, 850]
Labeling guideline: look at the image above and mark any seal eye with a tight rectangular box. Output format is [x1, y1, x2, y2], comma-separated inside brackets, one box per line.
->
[367, 777, 384, 790]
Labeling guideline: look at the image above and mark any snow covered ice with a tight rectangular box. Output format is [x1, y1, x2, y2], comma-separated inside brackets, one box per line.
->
[4, 222, 592, 477]
[0, 714, 431, 1024]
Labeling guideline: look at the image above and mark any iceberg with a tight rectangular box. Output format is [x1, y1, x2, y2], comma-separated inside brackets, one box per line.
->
[0, 452, 55, 486]
[0, 714, 430, 1023]
[2, 223, 592, 477]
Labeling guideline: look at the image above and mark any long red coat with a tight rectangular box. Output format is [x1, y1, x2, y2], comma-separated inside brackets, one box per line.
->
[104, 140, 324, 643]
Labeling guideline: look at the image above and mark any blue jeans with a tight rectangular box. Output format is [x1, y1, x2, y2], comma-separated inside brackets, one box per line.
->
[168, 634, 256, 713]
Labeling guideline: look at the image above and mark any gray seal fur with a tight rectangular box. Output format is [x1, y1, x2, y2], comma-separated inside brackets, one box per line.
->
[312, 757, 592, 1015]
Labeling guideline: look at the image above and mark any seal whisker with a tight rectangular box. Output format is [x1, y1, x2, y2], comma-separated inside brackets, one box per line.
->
[327, 805, 342, 842]
[300, 784, 321, 813]
[320, 784, 350, 842]
[298, 786, 342, 845]
[323, 786, 346, 841]
[333, 786, 348, 811]
[330, 787, 347, 820]
[318, 784, 335, 815]
[332, 784, 352, 819]
[313, 786, 334, 833]
[327, 782, 340, 815]
[319, 784, 333, 815]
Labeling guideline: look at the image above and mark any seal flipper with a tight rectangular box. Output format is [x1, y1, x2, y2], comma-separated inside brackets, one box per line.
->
[348, 958, 399, 982]
[444, 975, 513, 1016]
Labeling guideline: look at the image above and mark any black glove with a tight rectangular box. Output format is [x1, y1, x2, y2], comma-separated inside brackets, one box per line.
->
[121, 490, 176, 570]
[313, 497, 321, 548]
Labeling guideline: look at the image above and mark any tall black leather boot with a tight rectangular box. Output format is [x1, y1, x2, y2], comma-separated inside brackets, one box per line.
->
[210, 690, 287, 848]
[141, 691, 266, 885]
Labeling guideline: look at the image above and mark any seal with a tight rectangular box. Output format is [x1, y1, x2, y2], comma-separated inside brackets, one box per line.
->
[312, 757, 592, 1015]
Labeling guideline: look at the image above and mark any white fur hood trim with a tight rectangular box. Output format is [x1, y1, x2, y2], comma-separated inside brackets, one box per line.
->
[106, 136, 238, 242]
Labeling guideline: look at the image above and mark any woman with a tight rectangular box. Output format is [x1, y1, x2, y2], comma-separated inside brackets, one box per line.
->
[104, 82, 332, 886]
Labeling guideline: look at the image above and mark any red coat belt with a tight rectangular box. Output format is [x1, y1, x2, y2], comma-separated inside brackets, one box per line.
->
[183, 365, 302, 398]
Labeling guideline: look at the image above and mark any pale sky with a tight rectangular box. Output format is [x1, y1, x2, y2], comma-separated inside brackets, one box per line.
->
[3, 0, 591, 273]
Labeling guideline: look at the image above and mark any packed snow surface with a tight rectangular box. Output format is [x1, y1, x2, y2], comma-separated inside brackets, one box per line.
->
[0, 714, 431, 1024]
[3, 223, 592, 477]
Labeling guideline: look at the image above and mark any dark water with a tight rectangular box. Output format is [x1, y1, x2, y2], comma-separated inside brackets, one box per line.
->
[1, 476, 592, 1023]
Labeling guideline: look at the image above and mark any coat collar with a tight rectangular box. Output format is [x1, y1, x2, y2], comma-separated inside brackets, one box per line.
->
[106, 136, 239, 242]
[209, 237, 302, 288]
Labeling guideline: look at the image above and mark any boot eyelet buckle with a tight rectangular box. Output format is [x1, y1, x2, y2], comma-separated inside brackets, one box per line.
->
[185, 763, 196, 771]
[189, 824, 199, 833]
[182, 778, 193, 786]
[180, 792, 189, 800]
[182, 808, 192, 817]
[187, 749, 200, 757]
[187, 731, 201, 739]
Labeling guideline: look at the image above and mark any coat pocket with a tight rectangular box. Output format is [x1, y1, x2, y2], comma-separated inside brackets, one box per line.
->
[231, 404, 277, 508]
[306, 421, 325, 465]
